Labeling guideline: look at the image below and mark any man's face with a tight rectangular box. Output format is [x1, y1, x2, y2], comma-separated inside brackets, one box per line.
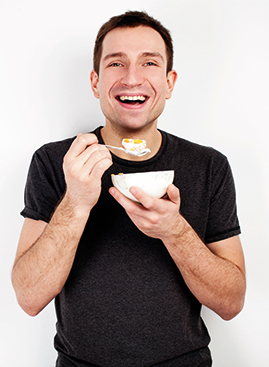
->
[91, 26, 177, 132]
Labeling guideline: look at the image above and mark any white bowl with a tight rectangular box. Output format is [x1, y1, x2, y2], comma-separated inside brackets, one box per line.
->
[111, 170, 174, 202]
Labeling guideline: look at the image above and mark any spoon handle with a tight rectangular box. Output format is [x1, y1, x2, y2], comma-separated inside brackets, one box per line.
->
[104, 145, 126, 152]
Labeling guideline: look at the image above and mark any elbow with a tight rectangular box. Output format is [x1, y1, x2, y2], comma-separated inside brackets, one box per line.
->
[218, 295, 246, 321]
[219, 305, 243, 321]
[12, 276, 43, 317]
[218, 277, 247, 321]
[12, 275, 56, 317]
[19, 301, 43, 317]
[13, 289, 43, 317]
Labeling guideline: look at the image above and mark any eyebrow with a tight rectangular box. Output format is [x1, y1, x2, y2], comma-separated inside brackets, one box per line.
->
[103, 52, 126, 62]
[102, 52, 165, 63]
[141, 52, 165, 62]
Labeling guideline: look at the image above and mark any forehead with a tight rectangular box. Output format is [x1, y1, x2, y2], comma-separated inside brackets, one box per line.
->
[101, 26, 167, 62]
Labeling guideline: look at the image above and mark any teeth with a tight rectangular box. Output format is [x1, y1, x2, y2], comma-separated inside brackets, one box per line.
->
[119, 95, 146, 101]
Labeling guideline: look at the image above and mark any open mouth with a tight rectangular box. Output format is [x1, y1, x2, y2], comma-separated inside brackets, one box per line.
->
[116, 95, 148, 105]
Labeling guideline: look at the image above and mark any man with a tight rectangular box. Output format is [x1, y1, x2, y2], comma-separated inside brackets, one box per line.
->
[12, 11, 246, 367]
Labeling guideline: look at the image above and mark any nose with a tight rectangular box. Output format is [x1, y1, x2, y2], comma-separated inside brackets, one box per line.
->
[120, 64, 144, 87]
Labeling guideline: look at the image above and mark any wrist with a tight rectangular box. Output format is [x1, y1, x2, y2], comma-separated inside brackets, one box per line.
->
[162, 214, 193, 247]
[59, 192, 92, 222]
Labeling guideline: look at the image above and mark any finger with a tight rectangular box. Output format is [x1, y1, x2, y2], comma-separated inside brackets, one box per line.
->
[166, 184, 180, 205]
[89, 156, 113, 181]
[128, 186, 159, 210]
[65, 133, 99, 160]
[66, 142, 111, 177]
[110, 187, 166, 238]
[109, 187, 142, 212]
[81, 143, 111, 166]
[81, 146, 112, 175]
[64, 145, 112, 188]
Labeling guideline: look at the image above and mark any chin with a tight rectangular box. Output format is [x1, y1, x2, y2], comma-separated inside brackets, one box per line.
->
[111, 116, 159, 132]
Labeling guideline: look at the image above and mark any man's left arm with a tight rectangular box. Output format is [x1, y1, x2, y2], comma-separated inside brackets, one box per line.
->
[109, 184, 246, 321]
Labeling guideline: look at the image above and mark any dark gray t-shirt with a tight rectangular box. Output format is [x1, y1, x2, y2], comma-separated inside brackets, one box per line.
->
[21, 127, 240, 366]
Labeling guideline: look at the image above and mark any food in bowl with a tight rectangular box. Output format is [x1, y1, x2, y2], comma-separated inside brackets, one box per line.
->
[111, 170, 174, 202]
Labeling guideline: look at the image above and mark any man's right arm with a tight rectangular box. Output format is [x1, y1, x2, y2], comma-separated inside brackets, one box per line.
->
[11, 133, 112, 316]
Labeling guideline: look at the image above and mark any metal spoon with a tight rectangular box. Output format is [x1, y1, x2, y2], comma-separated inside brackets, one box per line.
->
[104, 145, 151, 157]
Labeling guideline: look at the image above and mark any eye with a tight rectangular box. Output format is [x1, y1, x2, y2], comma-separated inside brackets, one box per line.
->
[109, 62, 123, 67]
[144, 61, 157, 67]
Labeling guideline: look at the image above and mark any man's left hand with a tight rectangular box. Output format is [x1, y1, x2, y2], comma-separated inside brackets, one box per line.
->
[109, 184, 184, 240]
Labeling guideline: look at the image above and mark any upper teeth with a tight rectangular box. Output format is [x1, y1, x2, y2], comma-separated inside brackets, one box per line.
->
[119, 96, 146, 101]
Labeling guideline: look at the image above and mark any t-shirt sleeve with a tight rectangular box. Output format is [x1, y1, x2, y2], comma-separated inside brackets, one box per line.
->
[20, 145, 66, 223]
[204, 153, 241, 244]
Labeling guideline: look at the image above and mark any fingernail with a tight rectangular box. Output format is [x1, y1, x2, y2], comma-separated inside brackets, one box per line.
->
[130, 187, 137, 195]
[109, 187, 116, 195]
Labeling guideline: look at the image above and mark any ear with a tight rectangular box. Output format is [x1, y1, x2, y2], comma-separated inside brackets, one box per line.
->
[166, 70, 177, 100]
[90, 69, 100, 99]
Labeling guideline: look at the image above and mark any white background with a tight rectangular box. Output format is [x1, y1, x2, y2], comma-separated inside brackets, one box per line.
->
[1, 1, 268, 366]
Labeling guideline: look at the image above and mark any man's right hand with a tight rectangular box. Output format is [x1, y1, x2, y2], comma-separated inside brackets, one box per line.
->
[63, 133, 113, 213]
[12, 133, 113, 316]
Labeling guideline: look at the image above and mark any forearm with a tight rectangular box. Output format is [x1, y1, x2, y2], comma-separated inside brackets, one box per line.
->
[163, 218, 246, 320]
[109, 184, 246, 320]
[12, 193, 90, 316]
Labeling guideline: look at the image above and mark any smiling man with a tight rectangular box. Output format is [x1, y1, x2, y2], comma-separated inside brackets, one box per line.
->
[91, 26, 175, 136]
[12, 11, 246, 367]
[90, 24, 177, 161]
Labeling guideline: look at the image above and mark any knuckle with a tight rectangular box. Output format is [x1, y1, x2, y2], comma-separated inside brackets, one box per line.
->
[149, 214, 159, 225]
[77, 133, 87, 144]
[95, 149, 105, 159]
[128, 207, 137, 216]
[67, 163, 77, 178]
[94, 148, 112, 161]
[78, 133, 97, 146]
[146, 202, 155, 211]
[97, 158, 111, 171]
[143, 221, 152, 231]
[92, 157, 112, 177]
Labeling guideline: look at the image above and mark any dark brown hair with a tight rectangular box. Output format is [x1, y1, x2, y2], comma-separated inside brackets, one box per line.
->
[93, 11, 174, 75]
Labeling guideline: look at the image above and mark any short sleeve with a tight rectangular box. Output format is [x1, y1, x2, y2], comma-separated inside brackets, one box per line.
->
[20, 143, 68, 223]
[204, 154, 241, 244]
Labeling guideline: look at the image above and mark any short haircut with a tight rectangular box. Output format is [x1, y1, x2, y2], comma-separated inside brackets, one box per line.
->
[93, 10, 174, 75]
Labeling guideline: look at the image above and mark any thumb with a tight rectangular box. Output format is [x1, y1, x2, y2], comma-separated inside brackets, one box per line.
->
[167, 184, 181, 205]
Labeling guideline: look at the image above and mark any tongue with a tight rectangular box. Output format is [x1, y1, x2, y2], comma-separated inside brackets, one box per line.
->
[126, 101, 140, 105]
[121, 99, 144, 105]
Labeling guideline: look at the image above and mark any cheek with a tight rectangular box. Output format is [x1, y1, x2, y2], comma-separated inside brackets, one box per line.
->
[155, 82, 170, 101]
[148, 72, 169, 93]
[98, 76, 120, 99]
